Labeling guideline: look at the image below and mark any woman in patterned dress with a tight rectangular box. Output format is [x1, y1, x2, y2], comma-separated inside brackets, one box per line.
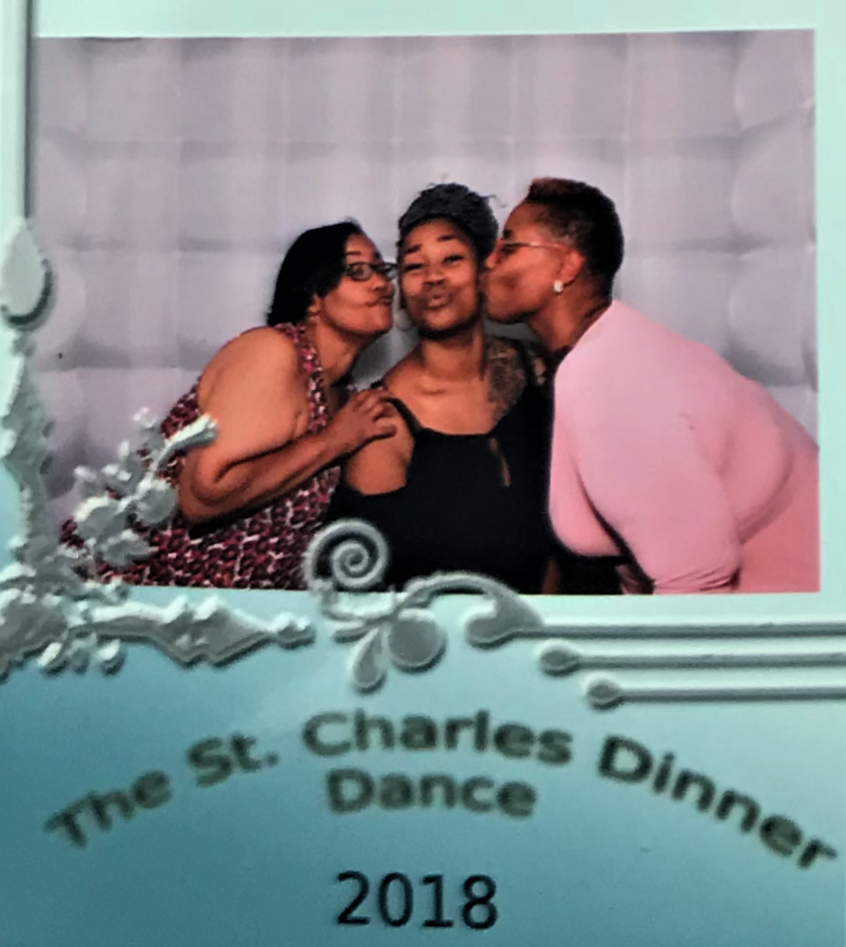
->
[61, 220, 397, 589]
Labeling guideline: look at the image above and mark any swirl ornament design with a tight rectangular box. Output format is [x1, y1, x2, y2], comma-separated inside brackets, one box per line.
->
[301, 519, 390, 592]
[303, 518, 446, 692]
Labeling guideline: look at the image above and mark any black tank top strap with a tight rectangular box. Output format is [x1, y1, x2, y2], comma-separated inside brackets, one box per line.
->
[367, 379, 421, 435]
[389, 397, 422, 435]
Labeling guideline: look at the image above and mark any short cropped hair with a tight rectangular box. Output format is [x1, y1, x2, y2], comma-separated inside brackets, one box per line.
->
[525, 178, 624, 296]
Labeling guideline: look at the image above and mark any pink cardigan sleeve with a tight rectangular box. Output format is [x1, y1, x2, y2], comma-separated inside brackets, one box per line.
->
[555, 370, 742, 594]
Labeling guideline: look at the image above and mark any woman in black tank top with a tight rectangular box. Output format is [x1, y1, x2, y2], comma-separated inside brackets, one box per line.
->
[330, 337, 553, 592]
[328, 183, 619, 595]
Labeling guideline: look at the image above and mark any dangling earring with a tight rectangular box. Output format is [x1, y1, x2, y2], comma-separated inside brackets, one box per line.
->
[553, 280, 564, 295]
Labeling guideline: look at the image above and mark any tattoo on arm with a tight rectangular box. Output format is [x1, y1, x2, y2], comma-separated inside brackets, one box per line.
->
[486, 339, 527, 424]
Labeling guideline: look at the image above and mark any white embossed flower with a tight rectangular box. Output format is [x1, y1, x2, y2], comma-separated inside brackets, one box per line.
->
[133, 476, 177, 526]
[75, 496, 129, 544]
[98, 530, 155, 569]
[1, 590, 67, 647]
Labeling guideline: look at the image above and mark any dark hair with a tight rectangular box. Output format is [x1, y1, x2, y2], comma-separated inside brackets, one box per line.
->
[266, 220, 364, 326]
[397, 183, 499, 265]
[525, 178, 624, 296]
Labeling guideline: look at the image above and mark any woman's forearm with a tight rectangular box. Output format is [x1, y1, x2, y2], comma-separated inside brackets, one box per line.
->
[179, 426, 342, 524]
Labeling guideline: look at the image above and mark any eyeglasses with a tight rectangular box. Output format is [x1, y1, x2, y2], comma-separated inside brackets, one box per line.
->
[344, 261, 398, 282]
[495, 240, 567, 257]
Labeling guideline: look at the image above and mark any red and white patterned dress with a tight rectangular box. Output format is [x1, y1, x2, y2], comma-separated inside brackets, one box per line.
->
[61, 323, 341, 590]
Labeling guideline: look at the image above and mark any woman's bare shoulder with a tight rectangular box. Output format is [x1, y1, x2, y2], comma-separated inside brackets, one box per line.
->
[198, 327, 304, 405]
[381, 353, 420, 396]
[344, 364, 416, 493]
[345, 400, 414, 494]
[212, 326, 299, 368]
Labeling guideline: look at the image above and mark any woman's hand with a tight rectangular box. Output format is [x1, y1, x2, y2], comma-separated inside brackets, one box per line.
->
[322, 389, 397, 457]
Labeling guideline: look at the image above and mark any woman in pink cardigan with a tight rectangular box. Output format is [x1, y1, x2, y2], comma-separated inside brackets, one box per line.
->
[484, 177, 819, 594]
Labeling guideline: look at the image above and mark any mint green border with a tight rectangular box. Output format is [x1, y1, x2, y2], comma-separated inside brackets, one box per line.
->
[35, 0, 813, 38]
[2, 0, 842, 625]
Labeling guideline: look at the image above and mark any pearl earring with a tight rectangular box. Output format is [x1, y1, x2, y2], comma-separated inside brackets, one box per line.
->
[553, 280, 564, 294]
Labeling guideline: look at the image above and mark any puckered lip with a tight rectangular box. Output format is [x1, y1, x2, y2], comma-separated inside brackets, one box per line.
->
[370, 293, 395, 307]
[419, 290, 452, 309]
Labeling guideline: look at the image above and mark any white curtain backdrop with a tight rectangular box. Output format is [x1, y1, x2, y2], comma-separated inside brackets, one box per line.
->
[31, 31, 816, 525]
